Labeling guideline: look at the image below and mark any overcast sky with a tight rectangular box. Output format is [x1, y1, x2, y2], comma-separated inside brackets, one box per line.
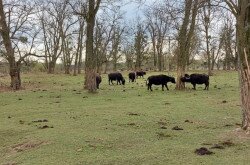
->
[121, 0, 156, 20]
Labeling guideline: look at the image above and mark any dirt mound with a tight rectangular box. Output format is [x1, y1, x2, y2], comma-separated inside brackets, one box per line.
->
[195, 147, 214, 155]
[172, 126, 183, 130]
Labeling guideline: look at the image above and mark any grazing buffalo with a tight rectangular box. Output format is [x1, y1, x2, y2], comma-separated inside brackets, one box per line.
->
[136, 71, 146, 78]
[96, 74, 102, 89]
[147, 74, 176, 91]
[180, 73, 209, 90]
[108, 72, 125, 85]
[128, 72, 136, 82]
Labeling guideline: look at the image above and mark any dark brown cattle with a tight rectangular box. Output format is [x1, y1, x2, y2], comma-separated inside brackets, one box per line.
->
[136, 71, 146, 78]
[96, 74, 102, 89]
[128, 72, 136, 82]
[147, 74, 176, 91]
[108, 72, 125, 85]
[181, 73, 209, 90]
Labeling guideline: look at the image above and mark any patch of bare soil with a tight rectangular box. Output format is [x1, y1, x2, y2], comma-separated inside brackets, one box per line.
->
[219, 128, 250, 141]
[0, 85, 13, 92]
[156, 132, 172, 140]
[2, 162, 17, 165]
[221, 140, 234, 147]
[10, 140, 48, 153]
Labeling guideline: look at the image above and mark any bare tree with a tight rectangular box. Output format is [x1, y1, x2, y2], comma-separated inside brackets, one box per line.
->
[201, 0, 213, 75]
[73, 16, 85, 76]
[145, 3, 171, 71]
[84, 0, 101, 92]
[220, 17, 236, 70]
[37, 0, 70, 74]
[0, 0, 38, 90]
[94, 20, 112, 74]
[111, 25, 125, 71]
[93, 9, 124, 73]
[176, 0, 200, 90]
[134, 22, 148, 70]
[71, 0, 86, 76]
[123, 43, 135, 70]
[59, 3, 78, 74]
[223, 0, 250, 130]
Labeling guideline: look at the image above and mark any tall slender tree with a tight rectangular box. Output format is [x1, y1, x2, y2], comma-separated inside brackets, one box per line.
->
[134, 23, 148, 70]
[84, 0, 101, 92]
[176, 0, 200, 90]
[0, 0, 18, 89]
[0, 0, 37, 90]
[201, 0, 212, 75]
[223, 0, 250, 130]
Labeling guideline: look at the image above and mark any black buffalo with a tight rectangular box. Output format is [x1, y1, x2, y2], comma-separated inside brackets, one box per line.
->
[136, 71, 146, 78]
[128, 72, 136, 82]
[180, 73, 209, 90]
[147, 74, 176, 91]
[108, 72, 125, 85]
[96, 74, 102, 89]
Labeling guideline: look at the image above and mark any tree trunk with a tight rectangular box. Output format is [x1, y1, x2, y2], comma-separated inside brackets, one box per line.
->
[240, 67, 250, 130]
[85, 68, 97, 92]
[47, 61, 55, 74]
[9, 63, 21, 90]
[65, 66, 70, 74]
[176, 65, 185, 89]
[0, 0, 21, 90]
[73, 51, 79, 76]
[157, 51, 162, 71]
[75, 19, 84, 75]
[205, 26, 212, 75]
[78, 53, 82, 74]
[176, 0, 193, 90]
[113, 58, 117, 71]
[104, 62, 108, 74]
[236, 0, 250, 130]
[84, 0, 99, 92]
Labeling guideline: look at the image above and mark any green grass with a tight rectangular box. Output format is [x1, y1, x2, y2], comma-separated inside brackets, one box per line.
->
[0, 71, 249, 165]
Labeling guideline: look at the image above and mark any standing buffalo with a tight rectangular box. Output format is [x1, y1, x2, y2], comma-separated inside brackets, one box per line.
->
[108, 72, 125, 85]
[147, 74, 176, 91]
[96, 74, 102, 89]
[128, 72, 136, 82]
[180, 73, 209, 90]
[136, 71, 146, 78]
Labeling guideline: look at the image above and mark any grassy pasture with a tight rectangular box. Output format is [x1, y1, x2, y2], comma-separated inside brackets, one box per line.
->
[0, 71, 250, 165]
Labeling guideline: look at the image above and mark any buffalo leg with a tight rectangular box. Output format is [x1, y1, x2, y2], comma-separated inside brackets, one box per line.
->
[192, 83, 196, 90]
[165, 84, 169, 90]
[148, 84, 153, 91]
[204, 82, 209, 90]
[162, 84, 164, 91]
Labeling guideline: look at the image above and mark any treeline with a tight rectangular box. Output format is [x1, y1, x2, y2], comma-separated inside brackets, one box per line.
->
[0, 0, 239, 75]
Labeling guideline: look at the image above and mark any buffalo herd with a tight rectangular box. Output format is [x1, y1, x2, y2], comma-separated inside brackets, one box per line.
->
[96, 71, 209, 91]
